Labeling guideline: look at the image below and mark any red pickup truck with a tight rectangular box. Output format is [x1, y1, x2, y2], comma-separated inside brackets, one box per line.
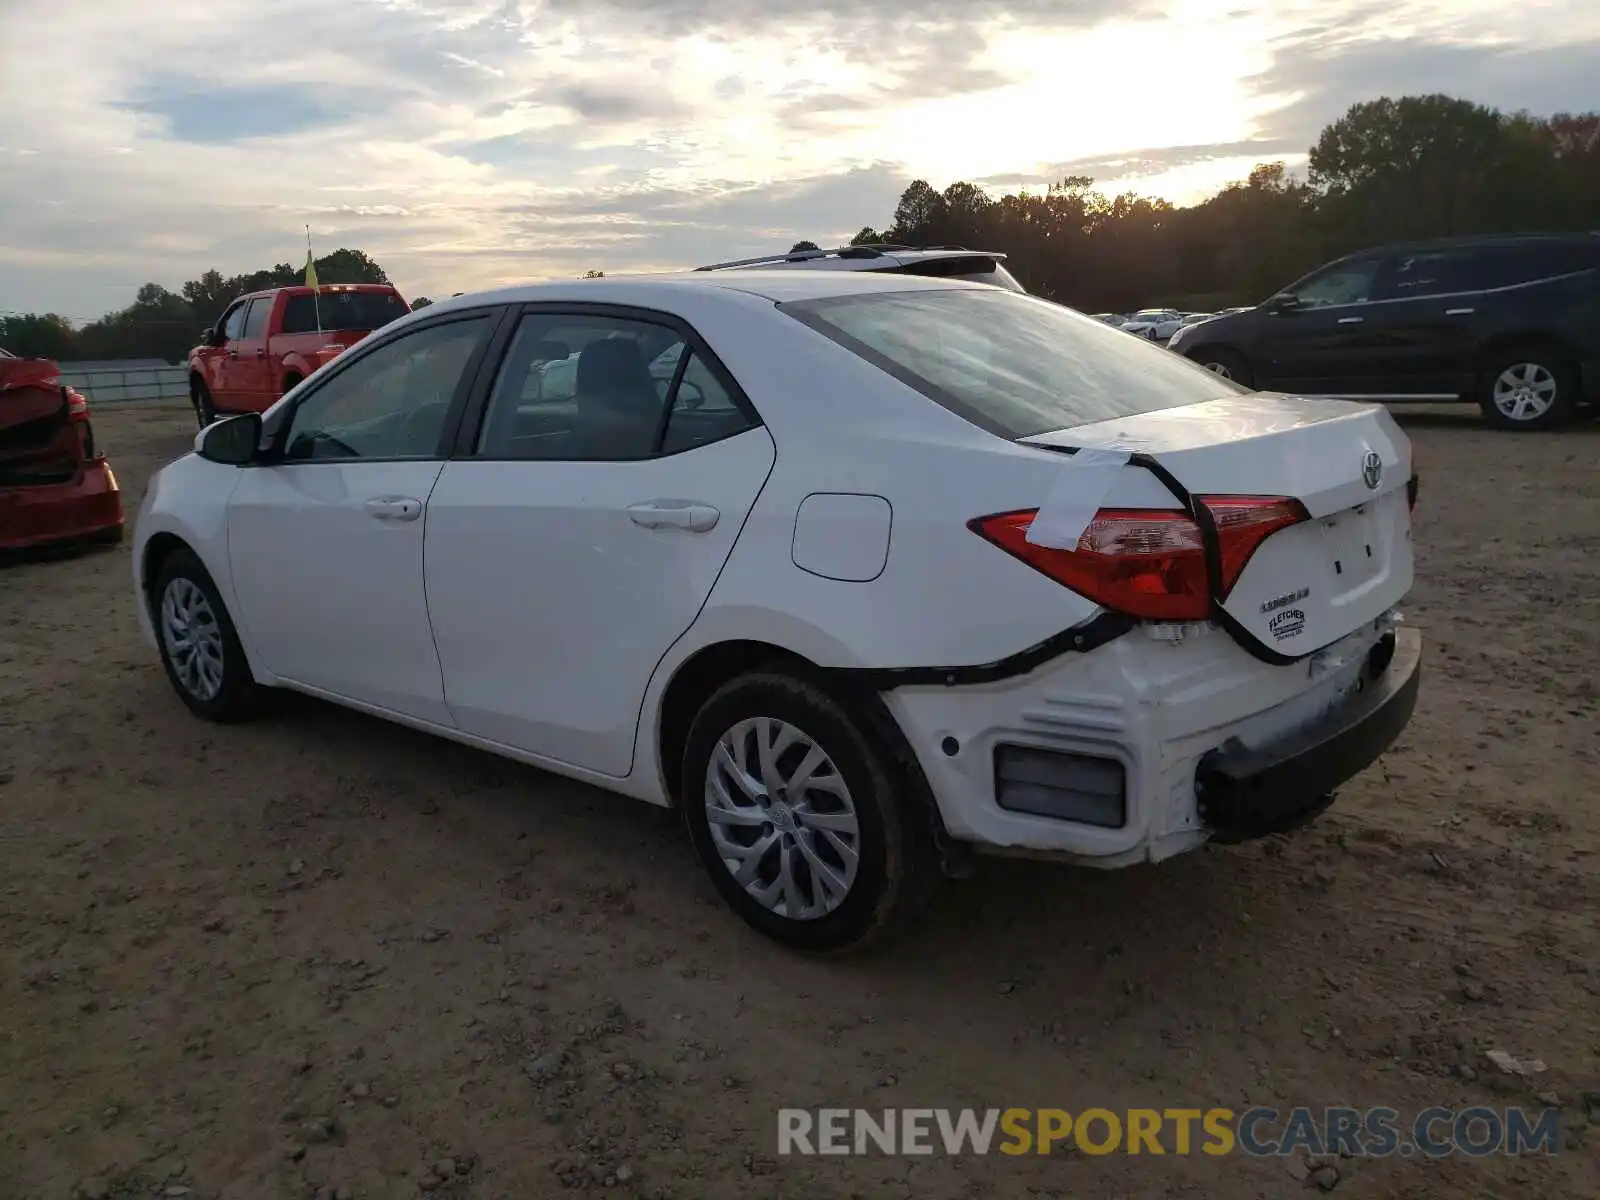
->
[188, 284, 409, 426]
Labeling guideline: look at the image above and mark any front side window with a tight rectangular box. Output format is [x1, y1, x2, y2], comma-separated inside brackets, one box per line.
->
[475, 313, 752, 460]
[281, 316, 490, 461]
[1290, 260, 1383, 308]
[221, 302, 248, 341]
[241, 299, 271, 339]
[782, 287, 1242, 439]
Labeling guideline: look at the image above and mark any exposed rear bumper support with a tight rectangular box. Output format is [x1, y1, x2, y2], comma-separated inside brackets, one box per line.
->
[1195, 627, 1421, 842]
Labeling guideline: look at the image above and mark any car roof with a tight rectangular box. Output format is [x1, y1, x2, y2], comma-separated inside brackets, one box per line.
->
[1344, 231, 1600, 260]
[419, 269, 997, 314]
[239, 283, 400, 300]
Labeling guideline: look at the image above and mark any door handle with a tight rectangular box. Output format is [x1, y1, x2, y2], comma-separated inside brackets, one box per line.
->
[254, 348, 267, 357]
[1445, 307, 1475, 316]
[364, 496, 422, 522]
[227, 349, 240, 359]
[627, 500, 720, 532]
[1337, 316, 1364, 325]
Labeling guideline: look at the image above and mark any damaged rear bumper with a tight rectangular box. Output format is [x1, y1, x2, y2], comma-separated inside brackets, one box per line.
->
[1195, 628, 1422, 842]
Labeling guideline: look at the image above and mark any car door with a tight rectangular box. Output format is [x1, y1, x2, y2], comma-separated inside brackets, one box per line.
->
[423, 306, 776, 777]
[208, 300, 250, 410]
[1251, 256, 1391, 395]
[230, 296, 275, 410]
[1356, 248, 1484, 396]
[225, 309, 501, 723]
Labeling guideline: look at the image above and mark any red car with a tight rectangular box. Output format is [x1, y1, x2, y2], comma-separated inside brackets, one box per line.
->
[0, 347, 123, 552]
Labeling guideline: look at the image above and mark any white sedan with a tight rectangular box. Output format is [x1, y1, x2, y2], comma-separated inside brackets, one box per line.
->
[1120, 309, 1188, 341]
[133, 271, 1422, 950]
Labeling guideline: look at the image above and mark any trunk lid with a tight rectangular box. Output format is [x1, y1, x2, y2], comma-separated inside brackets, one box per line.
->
[1024, 392, 1414, 656]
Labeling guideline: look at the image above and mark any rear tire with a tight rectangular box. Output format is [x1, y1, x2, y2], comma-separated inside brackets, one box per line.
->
[1476, 345, 1578, 431]
[282, 373, 303, 395]
[151, 547, 261, 723]
[191, 379, 217, 428]
[1188, 347, 1254, 387]
[681, 671, 939, 952]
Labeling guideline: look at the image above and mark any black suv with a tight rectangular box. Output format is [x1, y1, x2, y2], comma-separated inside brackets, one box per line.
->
[1166, 232, 1600, 430]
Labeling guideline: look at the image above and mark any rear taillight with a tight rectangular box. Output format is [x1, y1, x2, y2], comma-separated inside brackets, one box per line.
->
[970, 496, 1307, 621]
[64, 387, 89, 418]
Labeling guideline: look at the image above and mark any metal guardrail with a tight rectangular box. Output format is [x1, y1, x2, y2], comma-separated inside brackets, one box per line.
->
[55, 364, 189, 406]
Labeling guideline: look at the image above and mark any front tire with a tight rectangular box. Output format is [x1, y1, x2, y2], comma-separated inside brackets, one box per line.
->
[681, 671, 939, 952]
[191, 379, 217, 428]
[1188, 346, 1254, 387]
[1477, 346, 1578, 431]
[151, 547, 261, 723]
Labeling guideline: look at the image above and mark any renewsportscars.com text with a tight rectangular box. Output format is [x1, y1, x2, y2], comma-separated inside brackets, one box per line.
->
[776, 1106, 1562, 1158]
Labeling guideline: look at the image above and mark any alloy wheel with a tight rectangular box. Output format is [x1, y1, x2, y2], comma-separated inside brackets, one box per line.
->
[1202, 361, 1233, 379]
[1492, 362, 1557, 422]
[703, 716, 861, 920]
[160, 577, 225, 702]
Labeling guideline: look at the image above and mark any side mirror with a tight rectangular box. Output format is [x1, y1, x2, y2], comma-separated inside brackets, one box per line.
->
[1265, 293, 1300, 314]
[194, 413, 262, 465]
[203, 326, 225, 347]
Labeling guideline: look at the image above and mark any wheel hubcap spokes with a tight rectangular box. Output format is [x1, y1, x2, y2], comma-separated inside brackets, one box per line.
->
[1493, 363, 1556, 421]
[1204, 361, 1232, 379]
[160, 578, 225, 701]
[704, 717, 861, 920]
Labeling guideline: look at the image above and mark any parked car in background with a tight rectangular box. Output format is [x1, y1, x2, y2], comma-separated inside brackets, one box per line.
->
[1, 346, 123, 551]
[1167, 232, 1600, 430]
[697, 244, 1027, 293]
[1178, 312, 1216, 328]
[188, 284, 410, 427]
[1091, 313, 1127, 325]
[1120, 309, 1187, 342]
[134, 271, 1420, 950]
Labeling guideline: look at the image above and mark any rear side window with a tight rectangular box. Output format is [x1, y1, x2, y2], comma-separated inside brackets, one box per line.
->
[782, 288, 1243, 439]
[1380, 250, 1478, 298]
[241, 299, 271, 338]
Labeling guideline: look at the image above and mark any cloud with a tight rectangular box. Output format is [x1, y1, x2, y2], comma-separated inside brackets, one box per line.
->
[1, 0, 1598, 321]
[120, 78, 405, 143]
[1248, 29, 1600, 150]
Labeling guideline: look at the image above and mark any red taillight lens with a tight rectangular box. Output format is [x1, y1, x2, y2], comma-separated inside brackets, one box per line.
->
[970, 496, 1307, 621]
[65, 387, 89, 418]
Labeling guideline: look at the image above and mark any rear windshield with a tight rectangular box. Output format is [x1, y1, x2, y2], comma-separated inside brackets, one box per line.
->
[781, 287, 1243, 438]
[891, 256, 1027, 294]
[282, 290, 409, 335]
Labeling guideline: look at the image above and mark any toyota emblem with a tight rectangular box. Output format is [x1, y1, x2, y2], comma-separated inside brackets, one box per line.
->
[1361, 450, 1383, 490]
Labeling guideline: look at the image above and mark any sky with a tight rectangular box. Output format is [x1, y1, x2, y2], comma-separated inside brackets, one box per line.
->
[1, 0, 1597, 322]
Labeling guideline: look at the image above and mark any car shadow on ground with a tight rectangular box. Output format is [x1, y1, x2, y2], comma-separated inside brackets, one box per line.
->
[238, 686, 1280, 1002]
[1387, 403, 1600, 433]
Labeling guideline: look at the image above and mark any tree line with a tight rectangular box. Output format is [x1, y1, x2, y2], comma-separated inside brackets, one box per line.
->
[0, 249, 411, 365]
[3, 94, 1595, 363]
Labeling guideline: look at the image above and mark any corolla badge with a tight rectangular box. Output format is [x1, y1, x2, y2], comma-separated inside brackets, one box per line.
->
[1361, 450, 1383, 490]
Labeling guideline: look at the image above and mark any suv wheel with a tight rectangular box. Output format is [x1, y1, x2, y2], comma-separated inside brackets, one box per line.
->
[681, 671, 939, 952]
[1189, 347, 1253, 387]
[1478, 347, 1577, 431]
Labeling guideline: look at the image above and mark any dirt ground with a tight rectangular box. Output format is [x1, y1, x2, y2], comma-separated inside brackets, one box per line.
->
[2, 401, 1597, 1200]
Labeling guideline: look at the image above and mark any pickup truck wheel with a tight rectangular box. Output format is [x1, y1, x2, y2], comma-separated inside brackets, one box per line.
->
[1477, 346, 1578, 431]
[191, 380, 217, 429]
[282, 373, 303, 395]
